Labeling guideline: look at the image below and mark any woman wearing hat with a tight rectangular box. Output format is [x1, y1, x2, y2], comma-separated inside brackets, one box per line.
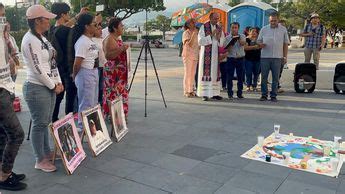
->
[22, 5, 64, 172]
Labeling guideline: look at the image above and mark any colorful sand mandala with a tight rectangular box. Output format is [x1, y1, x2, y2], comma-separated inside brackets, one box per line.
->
[241, 133, 344, 177]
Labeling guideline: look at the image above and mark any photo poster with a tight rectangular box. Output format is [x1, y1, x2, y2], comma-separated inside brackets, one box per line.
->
[50, 113, 86, 175]
[110, 97, 129, 142]
[241, 133, 344, 178]
[81, 105, 112, 156]
[126, 46, 132, 80]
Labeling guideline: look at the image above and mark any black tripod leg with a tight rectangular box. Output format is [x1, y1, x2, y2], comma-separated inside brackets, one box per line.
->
[27, 119, 32, 140]
[147, 44, 167, 108]
[144, 41, 148, 117]
[129, 41, 146, 92]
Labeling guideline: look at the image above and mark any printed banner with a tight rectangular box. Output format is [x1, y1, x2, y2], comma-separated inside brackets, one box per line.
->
[241, 133, 344, 177]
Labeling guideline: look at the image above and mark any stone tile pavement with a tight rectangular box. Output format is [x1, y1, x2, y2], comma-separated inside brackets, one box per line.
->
[3, 48, 345, 194]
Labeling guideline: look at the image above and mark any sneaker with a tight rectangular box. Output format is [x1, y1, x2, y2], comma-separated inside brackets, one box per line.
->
[252, 87, 258, 92]
[246, 87, 251, 92]
[260, 96, 268, 101]
[237, 95, 244, 99]
[12, 172, 26, 181]
[228, 96, 234, 100]
[222, 87, 227, 92]
[278, 88, 284, 93]
[35, 159, 57, 172]
[0, 173, 27, 191]
[271, 97, 278, 102]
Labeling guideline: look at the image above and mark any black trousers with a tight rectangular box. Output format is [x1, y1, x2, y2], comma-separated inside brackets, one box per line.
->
[0, 88, 24, 173]
[52, 76, 77, 122]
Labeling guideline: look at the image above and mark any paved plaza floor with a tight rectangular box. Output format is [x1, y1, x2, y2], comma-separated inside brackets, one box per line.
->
[5, 48, 345, 194]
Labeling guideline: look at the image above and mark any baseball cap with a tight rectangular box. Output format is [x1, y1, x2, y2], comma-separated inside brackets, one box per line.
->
[26, 5, 56, 19]
[310, 13, 320, 19]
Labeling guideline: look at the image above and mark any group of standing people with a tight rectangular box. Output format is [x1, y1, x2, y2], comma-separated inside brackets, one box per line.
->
[0, 2, 130, 191]
[182, 12, 290, 102]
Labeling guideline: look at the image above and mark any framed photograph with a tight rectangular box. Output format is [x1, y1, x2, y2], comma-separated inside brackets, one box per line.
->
[110, 97, 129, 142]
[50, 113, 86, 175]
[81, 105, 112, 156]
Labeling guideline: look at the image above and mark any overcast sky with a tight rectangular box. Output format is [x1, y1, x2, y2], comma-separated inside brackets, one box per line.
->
[2, 0, 229, 10]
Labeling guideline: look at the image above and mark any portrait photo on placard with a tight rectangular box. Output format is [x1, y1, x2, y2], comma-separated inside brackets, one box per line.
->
[58, 123, 79, 162]
[51, 113, 86, 174]
[82, 105, 112, 156]
[110, 97, 128, 142]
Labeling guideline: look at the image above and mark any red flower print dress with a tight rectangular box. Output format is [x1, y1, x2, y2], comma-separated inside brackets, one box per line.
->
[103, 39, 129, 117]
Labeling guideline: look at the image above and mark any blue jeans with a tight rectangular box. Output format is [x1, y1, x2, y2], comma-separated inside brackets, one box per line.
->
[220, 61, 227, 88]
[226, 57, 245, 97]
[23, 82, 55, 162]
[245, 60, 260, 87]
[75, 68, 99, 128]
[260, 58, 282, 98]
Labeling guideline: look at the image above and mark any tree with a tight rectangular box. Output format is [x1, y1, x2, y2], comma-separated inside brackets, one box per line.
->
[70, 0, 165, 20]
[228, 0, 242, 7]
[154, 15, 171, 41]
[144, 14, 171, 41]
[5, 5, 27, 31]
[144, 19, 156, 32]
[278, 0, 345, 37]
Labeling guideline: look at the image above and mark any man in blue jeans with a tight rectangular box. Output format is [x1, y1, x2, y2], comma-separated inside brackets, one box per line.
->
[225, 22, 246, 99]
[257, 12, 289, 102]
[0, 3, 26, 190]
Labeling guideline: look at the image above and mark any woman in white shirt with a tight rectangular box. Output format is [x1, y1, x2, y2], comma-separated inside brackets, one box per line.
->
[22, 5, 64, 172]
[71, 13, 98, 129]
[92, 16, 106, 105]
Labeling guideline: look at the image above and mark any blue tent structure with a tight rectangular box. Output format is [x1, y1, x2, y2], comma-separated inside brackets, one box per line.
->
[227, 2, 276, 33]
[172, 29, 184, 45]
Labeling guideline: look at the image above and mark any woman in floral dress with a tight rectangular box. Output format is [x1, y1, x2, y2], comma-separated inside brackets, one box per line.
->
[103, 17, 129, 118]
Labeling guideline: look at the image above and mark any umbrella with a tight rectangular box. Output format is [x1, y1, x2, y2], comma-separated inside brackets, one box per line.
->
[171, 3, 212, 27]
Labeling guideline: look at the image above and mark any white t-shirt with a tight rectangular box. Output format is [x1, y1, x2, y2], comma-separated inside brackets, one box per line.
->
[102, 27, 109, 39]
[0, 32, 15, 93]
[92, 37, 106, 67]
[74, 35, 99, 69]
[21, 31, 61, 90]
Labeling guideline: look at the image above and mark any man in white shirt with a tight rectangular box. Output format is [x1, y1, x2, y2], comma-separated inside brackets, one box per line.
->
[257, 12, 289, 102]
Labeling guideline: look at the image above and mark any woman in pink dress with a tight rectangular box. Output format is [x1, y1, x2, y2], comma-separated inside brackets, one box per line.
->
[103, 18, 129, 118]
[182, 18, 199, 97]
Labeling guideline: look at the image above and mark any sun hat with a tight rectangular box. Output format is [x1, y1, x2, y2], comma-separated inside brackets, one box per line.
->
[310, 13, 320, 19]
[26, 5, 56, 19]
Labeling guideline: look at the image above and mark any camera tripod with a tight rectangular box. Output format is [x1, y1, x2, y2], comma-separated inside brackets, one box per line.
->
[128, 11, 167, 117]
